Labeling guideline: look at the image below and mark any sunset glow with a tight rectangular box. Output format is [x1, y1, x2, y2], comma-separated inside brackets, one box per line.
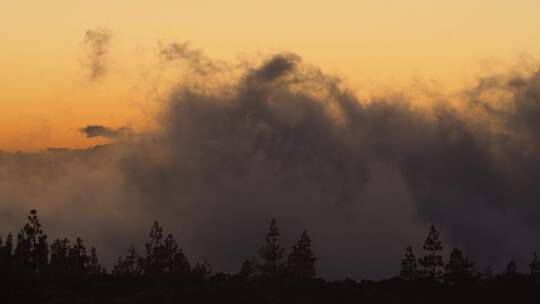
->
[2, 0, 540, 151]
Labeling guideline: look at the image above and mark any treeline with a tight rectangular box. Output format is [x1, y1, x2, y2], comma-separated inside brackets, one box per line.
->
[398, 225, 540, 284]
[2, 210, 540, 284]
[0, 211, 316, 282]
[3, 210, 540, 303]
[0, 210, 103, 280]
[110, 217, 315, 281]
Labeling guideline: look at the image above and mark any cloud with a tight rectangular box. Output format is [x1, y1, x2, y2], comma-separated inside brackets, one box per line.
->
[83, 28, 111, 81]
[251, 54, 300, 82]
[159, 42, 221, 75]
[2, 50, 540, 280]
[78, 125, 127, 139]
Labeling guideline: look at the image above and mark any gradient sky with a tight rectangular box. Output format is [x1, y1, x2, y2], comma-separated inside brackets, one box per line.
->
[1, 0, 540, 151]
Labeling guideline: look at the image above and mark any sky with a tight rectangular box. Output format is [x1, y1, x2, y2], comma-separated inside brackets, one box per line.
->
[2, 1, 540, 280]
[1, 0, 540, 151]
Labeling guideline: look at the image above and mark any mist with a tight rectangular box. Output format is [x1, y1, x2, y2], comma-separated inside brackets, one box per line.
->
[1, 47, 540, 279]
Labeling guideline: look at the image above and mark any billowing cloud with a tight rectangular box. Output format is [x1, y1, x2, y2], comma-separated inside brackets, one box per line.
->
[83, 28, 111, 80]
[2, 50, 540, 280]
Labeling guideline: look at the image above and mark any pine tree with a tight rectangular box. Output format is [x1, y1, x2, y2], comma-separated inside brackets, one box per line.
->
[192, 260, 212, 280]
[112, 257, 125, 276]
[15, 230, 31, 275]
[0, 234, 14, 274]
[15, 210, 48, 277]
[483, 265, 493, 280]
[113, 244, 141, 276]
[49, 238, 70, 276]
[4, 234, 13, 257]
[258, 218, 285, 279]
[400, 245, 418, 280]
[237, 258, 259, 281]
[163, 234, 190, 274]
[88, 247, 103, 275]
[418, 225, 444, 280]
[141, 221, 190, 276]
[125, 244, 141, 275]
[444, 248, 474, 284]
[0, 237, 5, 272]
[475, 264, 493, 282]
[530, 253, 540, 281]
[68, 237, 89, 276]
[144, 220, 164, 275]
[287, 230, 316, 280]
[505, 260, 518, 276]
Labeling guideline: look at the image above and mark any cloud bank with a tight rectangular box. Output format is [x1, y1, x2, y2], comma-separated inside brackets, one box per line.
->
[2, 47, 540, 279]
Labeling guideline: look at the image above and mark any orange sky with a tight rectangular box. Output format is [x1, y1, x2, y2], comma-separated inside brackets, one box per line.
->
[1, 0, 540, 151]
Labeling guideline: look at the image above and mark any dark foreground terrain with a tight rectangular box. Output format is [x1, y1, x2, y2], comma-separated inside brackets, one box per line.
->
[3, 275, 540, 304]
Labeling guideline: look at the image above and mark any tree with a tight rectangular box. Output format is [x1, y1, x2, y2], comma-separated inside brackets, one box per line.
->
[400, 245, 418, 280]
[68, 237, 89, 276]
[4, 234, 14, 257]
[15, 210, 48, 277]
[258, 218, 285, 279]
[113, 244, 141, 276]
[287, 230, 316, 280]
[505, 260, 518, 276]
[49, 238, 70, 277]
[530, 253, 540, 281]
[444, 248, 474, 284]
[141, 221, 190, 276]
[418, 225, 444, 280]
[192, 260, 212, 280]
[237, 258, 259, 281]
[88, 247, 104, 275]
[163, 234, 190, 274]
[125, 244, 141, 275]
[0, 234, 14, 274]
[476, 265, 493, 281]
[112, 257, 125, 276]
[143, 220, 164, 275]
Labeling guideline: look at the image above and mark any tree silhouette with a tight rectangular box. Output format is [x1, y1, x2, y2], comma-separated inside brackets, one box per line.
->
[4, 233, 14, 257]
[68, 237, 89, 276]
[8, 208, 540, 303]
[163, 234, 190, 274]
[15, 210, 48, 277]
[418, 225, 443, 280]
[143, 220, 164, 275]
[192, 260, 212, 280]
[477, 264, 493, 281]
[444, 248, 474, 284]
[505, 259, 518, 277]
[49, 238, 70, 277]
[113, 243, 142, 276]
[258, 218, 285, 279]
[287, 230, 316, 280]
[140, 221, 190, 276]
[530, 253, 540, 281]
[400, 245, 418, 280]
[237, 258, 259, 281]
[88, 246, 104, 275]
[0, 234, 14, 275]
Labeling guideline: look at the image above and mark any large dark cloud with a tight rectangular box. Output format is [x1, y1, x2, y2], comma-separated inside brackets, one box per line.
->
[1, 49, 540, 279]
